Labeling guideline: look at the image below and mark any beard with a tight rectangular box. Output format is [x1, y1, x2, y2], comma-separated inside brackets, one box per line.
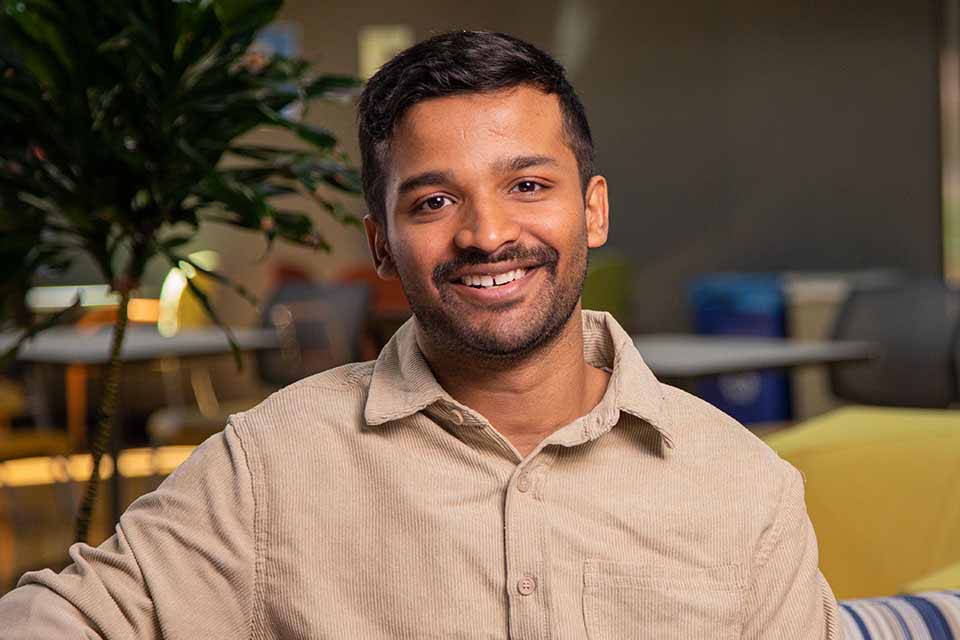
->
[395, 237, 589, 360]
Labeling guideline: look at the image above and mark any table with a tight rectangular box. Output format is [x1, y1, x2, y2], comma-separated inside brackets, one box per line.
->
[1, 325, 279, 365]
[632, 333, 875, 382]
[3, 324, 280, 442]
[2, 325, 280, 524]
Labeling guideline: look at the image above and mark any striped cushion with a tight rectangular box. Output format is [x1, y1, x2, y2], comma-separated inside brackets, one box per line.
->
[840, 591, 960, 639]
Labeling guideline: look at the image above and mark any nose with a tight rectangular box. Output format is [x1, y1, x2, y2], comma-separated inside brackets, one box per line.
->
[453, 197, 521, 255]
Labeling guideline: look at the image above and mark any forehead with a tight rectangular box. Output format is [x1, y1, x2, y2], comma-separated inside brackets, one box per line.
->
[387, 86, 573, 177]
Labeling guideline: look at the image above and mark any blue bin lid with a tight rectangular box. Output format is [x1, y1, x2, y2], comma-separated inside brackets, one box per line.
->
[689, 273, 785, 315]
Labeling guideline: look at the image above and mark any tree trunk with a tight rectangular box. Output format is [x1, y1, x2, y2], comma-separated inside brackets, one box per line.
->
[74, 287, 131, 544]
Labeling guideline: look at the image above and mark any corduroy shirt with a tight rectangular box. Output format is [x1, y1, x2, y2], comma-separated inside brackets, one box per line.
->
[0, 311, 840, 639]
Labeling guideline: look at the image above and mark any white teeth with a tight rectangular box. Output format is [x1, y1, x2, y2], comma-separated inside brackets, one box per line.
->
[460, 268, 528, 288]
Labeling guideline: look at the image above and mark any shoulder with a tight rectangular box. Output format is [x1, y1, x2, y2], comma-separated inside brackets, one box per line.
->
[658, 382, 801, 503]
[228, 361, 376, 444]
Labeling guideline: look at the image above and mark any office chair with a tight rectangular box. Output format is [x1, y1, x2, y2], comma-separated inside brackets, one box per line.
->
[829, 278, 960, 408]
[256, 282, 371, 388]
[762, 279, 960, 602]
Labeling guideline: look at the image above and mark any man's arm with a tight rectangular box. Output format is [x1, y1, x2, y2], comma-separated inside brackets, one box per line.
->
[742, 465, 842, 639]
[0, 421, 256, 640]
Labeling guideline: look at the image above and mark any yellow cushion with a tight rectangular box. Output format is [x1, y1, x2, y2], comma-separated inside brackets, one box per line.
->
[900, 558, 960, 593]
[762, 406, 960, 599]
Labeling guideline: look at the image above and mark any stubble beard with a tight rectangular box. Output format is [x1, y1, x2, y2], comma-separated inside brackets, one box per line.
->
[397, 240, 589, 363]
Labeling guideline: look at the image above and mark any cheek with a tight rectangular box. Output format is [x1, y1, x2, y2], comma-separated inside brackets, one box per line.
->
[390, 233, 443, 289]
[530, 206, 587, 250]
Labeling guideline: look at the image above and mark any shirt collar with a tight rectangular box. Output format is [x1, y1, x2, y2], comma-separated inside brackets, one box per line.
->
[364, 310, 676, 449]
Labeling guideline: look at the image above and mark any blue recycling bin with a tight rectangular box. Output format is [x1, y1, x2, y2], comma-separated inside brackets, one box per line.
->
[689, 274, 792, 425]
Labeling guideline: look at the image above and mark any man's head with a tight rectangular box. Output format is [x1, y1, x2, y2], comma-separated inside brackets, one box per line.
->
[358, 31, 609, 359]
[358, 31, 596, 226]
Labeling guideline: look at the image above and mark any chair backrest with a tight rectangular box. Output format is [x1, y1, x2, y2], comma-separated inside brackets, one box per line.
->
[829, 279, 960, 407]
[256, 282, 370, 388]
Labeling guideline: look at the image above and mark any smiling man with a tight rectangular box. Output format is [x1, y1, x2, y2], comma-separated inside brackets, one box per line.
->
[0, 31, 840, 639]
[362, 76, 612, 458]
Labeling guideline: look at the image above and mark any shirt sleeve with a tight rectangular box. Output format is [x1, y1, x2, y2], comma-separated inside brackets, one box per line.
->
[742, 464, 842, 639]
[0, 420, 256, 640]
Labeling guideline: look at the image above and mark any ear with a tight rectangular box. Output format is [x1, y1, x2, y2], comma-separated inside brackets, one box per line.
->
[363, 215, 398, 279]
[584, 175, 609, 249]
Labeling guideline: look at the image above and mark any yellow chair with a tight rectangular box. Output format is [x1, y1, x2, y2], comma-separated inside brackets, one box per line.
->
[901, 558, 960, 594]
[761, 406, 960, 599]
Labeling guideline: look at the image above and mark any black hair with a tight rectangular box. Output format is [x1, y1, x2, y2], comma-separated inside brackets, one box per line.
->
[357, 30, 595, 224]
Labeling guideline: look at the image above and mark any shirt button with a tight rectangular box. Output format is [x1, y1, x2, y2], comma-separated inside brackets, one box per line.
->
[516, 472, 531, 493]
[451, 410, 464, 425]
[517, 575, 537, 596]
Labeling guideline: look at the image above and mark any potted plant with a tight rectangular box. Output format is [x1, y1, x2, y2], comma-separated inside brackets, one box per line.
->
[0, 0, 362, 542]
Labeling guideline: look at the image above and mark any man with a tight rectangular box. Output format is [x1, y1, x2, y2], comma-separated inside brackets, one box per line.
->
[0, 31, 840, 638]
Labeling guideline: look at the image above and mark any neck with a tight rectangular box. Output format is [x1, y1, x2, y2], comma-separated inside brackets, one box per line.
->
[417, 308, 611, 458]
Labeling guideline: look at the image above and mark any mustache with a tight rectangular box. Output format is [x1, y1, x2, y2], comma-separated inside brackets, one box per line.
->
[432, 244, 559, 287]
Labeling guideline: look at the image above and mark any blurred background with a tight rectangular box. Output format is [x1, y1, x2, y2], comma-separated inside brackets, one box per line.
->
[1, 0, 959, 625]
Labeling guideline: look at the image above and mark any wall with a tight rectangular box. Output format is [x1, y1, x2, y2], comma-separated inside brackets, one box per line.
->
[208, 0, 943, 332]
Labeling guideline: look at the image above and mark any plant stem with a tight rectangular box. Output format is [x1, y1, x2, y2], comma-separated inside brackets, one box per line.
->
[74, 287, 131, 544]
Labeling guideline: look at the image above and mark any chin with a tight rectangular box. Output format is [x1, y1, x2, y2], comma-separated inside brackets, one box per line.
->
[447, 313, 569, 359]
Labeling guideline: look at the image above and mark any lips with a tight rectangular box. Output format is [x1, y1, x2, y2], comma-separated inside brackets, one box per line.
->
[446, 265, 542, 307]
[458, 267, 528, 289]
[432, 244, 559, 288]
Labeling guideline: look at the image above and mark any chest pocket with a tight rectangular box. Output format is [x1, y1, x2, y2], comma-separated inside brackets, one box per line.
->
[582, 560, 745, 640]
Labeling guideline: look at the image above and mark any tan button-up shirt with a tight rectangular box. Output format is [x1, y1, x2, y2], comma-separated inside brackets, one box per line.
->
[0, 311, 840, 639]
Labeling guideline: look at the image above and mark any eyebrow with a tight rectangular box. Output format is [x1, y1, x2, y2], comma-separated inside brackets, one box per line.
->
[395, 155, 560, 198]
[397, 171, 454, 197]
[494, 154, 560, 173]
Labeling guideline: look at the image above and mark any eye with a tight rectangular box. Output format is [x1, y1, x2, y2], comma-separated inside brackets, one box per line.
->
[511, 180, 544, 194]
[416, 195, 455, 212]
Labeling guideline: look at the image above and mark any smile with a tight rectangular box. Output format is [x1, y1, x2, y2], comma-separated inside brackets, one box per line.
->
[447, 265, 544, 306]
[459, 268, 527, 288]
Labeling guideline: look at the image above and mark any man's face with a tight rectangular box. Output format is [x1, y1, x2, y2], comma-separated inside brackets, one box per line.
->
[366, 86, 608, 358]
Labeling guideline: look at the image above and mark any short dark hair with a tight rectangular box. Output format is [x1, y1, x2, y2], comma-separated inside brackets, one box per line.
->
[357, 30, 595, 225]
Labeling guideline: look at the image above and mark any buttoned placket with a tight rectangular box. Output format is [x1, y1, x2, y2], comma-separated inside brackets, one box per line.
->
[502, 448, 556, 640]
[427, 402, 590, 640]
[443, 405, 556, 639]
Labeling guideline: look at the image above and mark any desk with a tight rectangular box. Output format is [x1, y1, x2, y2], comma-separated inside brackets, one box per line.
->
[2, 325, 279, 445]
[633, 333, 874, 382]
[2, 325, 279, 525]
[2, 325, 279, 365]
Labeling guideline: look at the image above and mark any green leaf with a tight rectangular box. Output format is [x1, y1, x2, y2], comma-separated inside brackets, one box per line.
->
[96, 26, 134, 54]
[0, 15, 66, 92]
[0, 0, 362, 362]
[273, 210, 328, 250]
[158, 233, 194, 249]
[172, 6, 221, 67]
[4, 2, 74, 76]
[162, 247, 259, 309]
[176, 258, 243, 370]
[0, 295, 81, 369]
[212, 0, 281, 36]
[226, 144, 290, 162]
[194, 172, 271, 227]
[302, 74, 361, 100]
[259, 105, 337, 149]
[315, 197, 362, 228]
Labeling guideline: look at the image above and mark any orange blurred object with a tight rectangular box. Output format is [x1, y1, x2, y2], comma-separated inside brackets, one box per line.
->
[336, 266, 410, 358]
[336, 265, 409, 316]
[127, 298, 159, 324]
[76, 298, 159, 334]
